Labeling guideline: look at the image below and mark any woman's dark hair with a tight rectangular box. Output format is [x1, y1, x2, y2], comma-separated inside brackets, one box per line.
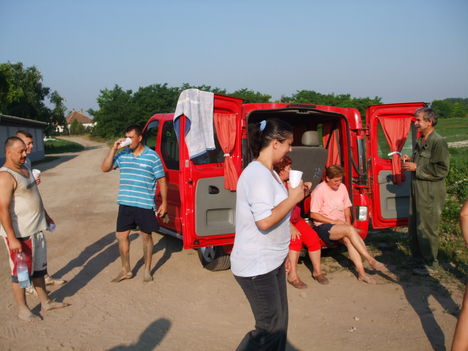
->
[248, 119, 293, 158]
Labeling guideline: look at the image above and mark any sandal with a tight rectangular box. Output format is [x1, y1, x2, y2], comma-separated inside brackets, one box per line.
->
[41, 300, 70, 312]
[18, 310, 40, 322]
[358, 274, 376, 285]
[111, 271, 133, 283]
[371, 261, 388, 272]
[287, 278, 308, 289]
[313, 273, 329, 285]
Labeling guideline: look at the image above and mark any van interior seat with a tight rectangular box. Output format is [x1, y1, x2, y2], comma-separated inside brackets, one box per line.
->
[289, 130, 328, 216]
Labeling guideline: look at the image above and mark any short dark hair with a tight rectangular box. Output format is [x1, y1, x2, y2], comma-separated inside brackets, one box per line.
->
[16, 130, 33, 138]
[273, 156, 292, 174]
[415, 107, 438, 127]
[4, 136, 25, 151]
[326, 165, 344, 179]
[125, 124, 143, 136]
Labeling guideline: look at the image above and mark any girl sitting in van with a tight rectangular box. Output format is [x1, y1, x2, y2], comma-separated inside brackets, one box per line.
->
[274, 156, 329, 288]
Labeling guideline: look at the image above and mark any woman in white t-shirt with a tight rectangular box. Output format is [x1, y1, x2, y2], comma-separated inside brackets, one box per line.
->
[231, 119, 305, 351]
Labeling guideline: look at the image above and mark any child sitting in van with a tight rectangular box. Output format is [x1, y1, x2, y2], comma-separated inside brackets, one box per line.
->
[274, 156, 328, 288]
[310, 165, 387, 284]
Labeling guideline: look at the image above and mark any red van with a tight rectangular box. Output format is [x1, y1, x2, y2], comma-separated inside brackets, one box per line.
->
[142, 92, 424, 270]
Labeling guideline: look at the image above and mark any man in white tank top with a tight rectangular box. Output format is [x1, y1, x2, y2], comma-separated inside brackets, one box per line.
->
[0, 137, 69, 321]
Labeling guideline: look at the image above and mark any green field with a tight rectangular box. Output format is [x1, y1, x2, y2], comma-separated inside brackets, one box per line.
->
[44, 138, 84, 154]
[437, 117, 468, 143]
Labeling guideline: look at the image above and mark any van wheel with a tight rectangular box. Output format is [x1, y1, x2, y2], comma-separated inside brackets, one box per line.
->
[198, 246, 231, 271]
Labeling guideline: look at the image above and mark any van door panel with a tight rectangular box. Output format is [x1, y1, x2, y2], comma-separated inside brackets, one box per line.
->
[366, 103, 425, 228]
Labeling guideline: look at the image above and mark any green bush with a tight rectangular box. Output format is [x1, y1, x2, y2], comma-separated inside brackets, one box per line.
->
[44, 138, 84, 154]
[69, 120, 86, 135]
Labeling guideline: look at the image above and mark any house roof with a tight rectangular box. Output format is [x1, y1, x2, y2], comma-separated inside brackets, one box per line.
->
[66, 110, 93, 124]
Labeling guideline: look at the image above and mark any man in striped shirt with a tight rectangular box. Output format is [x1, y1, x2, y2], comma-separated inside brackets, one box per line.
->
[101, 125, 167, 283]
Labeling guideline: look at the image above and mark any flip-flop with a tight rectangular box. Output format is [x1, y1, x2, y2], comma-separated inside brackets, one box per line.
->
[358, 275, 376, 285]
[287, 278, 308, 289]
[111, 272, 133, 283]
[18, 310, 40, 322]
[371, 262, 388, 272]
[41, 300, 70, 312]
[313, 273, 330, 285]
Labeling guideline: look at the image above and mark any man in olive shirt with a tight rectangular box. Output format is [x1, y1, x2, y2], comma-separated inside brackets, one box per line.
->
[402, 107, 449, 274]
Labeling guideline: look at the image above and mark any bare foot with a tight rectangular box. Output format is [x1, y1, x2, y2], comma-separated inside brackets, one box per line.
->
[111, 271, 133, 283]
[358, 274, 376, 285]
[18, 309, 40, 322]
[143, 271, 153, 283]
[41, 300, 70, 312]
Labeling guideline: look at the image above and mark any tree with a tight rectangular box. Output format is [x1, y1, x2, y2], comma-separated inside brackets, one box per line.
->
[49, 90, 68, 134]
[0, 62, 68, 135]
[280, 90, 382, 117]
[229, 88, 271, 103]
[69, 119, 86, 135]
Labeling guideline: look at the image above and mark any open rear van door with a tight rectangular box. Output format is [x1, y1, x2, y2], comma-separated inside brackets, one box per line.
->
[366, 103, 425, 228]
[177, 94, 243, 260]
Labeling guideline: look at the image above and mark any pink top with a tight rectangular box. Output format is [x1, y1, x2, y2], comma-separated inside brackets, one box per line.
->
[310, 181, 352, 226]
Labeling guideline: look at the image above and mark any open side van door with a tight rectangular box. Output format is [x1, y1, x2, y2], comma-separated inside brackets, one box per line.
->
[366, 102, 425, 228]
[177, 95, 243, 253]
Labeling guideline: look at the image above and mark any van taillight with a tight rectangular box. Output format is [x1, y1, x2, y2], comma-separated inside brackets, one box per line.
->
[357, 206, 368, 221]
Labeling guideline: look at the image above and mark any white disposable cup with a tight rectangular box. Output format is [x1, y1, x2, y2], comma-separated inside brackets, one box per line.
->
[288, 170, 303, 188]
[32, 169, 41, 180]
[119, 137, 132, 148]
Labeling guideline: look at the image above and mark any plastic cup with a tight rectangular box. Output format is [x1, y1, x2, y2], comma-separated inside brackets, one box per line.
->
[32, 169, 41, 180]
[119, 137, 132, 148]
[289, 170, 303, 188]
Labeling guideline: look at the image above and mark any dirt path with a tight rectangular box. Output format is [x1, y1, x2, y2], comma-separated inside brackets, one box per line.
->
[0, 137, 463, 351]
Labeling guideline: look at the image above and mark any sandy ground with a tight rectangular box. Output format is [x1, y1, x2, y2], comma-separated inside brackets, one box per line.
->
[0, 136, 464, 351]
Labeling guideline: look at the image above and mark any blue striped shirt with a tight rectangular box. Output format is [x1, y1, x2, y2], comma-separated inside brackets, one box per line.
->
[113, 146, 165, 210]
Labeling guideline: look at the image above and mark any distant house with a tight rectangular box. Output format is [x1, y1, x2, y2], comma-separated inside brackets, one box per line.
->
[0, 114, 47, 164]
[58, 109, 95, 133]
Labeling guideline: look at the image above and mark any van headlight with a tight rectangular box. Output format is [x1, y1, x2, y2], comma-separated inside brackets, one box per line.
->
[357, 206, 368, 221]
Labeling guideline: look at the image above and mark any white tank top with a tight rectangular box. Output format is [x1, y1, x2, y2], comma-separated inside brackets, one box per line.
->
[0, 166, 47, 238]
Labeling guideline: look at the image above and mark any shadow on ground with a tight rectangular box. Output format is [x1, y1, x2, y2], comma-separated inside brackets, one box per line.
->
[106, 318, 171, 351]
[300, 230, 461, 351]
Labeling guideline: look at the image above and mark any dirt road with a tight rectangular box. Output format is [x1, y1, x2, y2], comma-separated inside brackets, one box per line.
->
[0, 137, 463, 351]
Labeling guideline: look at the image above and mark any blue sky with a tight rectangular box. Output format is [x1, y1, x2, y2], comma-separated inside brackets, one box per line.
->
[1, 0, 467, 113]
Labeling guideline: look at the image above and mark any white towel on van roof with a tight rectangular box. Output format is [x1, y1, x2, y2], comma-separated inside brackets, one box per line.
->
[173, 89, 215, 159]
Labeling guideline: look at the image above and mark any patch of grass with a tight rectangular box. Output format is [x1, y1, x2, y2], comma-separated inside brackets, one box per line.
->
[44, 138, 84, 154]
[437, 118, 468, 143]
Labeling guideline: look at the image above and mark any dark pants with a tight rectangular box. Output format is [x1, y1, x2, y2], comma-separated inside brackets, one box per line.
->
[234, 262, 288, 351]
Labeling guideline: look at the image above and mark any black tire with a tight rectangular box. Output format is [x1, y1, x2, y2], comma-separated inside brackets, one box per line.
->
[197, 246, 231, 271]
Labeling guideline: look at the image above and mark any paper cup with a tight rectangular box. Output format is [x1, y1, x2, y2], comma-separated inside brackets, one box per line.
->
[119, 137, 132, 148]
[32, 169, 41, 180]
[289, 170, 303, 188]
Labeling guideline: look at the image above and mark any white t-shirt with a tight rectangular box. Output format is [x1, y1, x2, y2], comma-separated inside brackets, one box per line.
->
[230, 161, 291, 277]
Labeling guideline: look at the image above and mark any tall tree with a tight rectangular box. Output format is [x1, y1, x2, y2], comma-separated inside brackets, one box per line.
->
[229, 88, 271, 103]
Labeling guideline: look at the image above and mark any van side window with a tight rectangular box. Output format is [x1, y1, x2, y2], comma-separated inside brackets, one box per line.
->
[377, 121, 413, 159]
[143, 120, 159, 150]
[191, 131, 225, 165]
[161, 121, 179, 170]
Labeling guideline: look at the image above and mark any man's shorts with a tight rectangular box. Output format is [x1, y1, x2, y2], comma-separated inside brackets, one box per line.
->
[313, 223, 339, 248]
[2, 232, 48, 283]
[116, 205, 160, 234]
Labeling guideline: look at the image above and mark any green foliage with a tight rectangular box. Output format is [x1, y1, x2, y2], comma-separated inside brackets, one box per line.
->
[0, 62, 68, 134]
[280, 90, 382, 117]
[439, 147, 468, 265]
[431, 98, 468, 118]
[44, 138, 84, 154]
[229, 88, 271, 103]
[69, 119, 86, 135]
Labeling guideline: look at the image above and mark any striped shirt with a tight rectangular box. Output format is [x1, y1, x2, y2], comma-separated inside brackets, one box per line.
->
[113, 146, 165, 210]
